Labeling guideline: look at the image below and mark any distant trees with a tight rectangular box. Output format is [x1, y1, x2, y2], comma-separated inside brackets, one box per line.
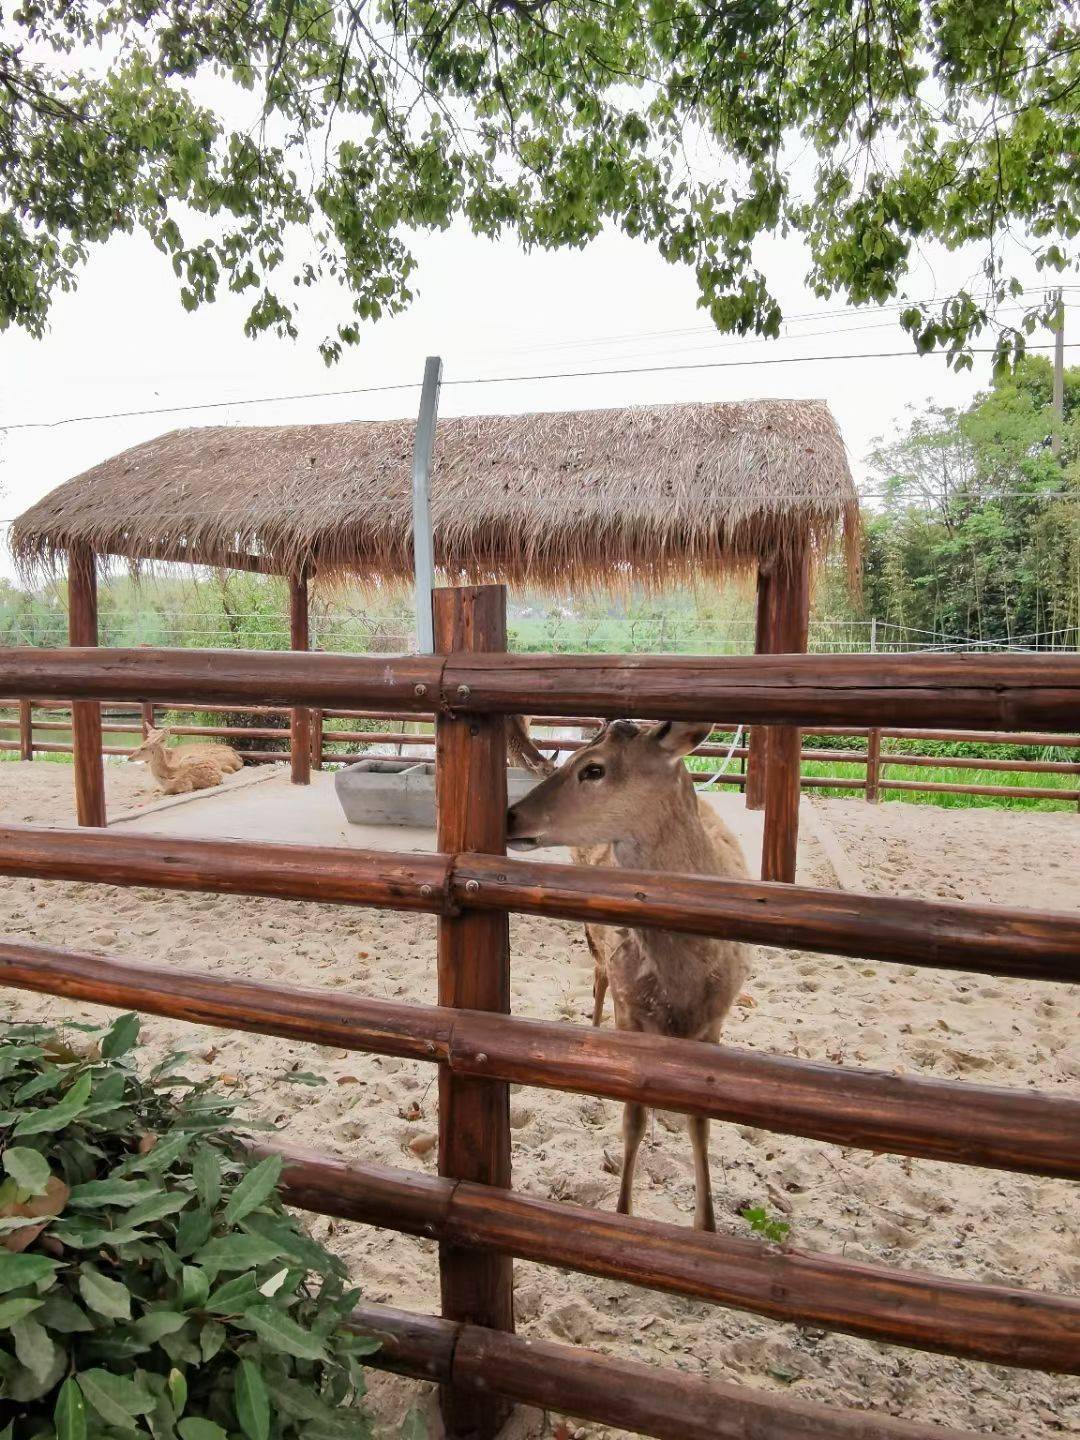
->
[862, 357, 1080, 642]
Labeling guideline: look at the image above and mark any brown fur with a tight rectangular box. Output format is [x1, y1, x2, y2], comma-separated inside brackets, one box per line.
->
[507, 719, 753, 1231]
[128, 726, 241, 795]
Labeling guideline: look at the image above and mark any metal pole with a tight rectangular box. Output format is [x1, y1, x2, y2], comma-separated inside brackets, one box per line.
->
[412, 356, 443, 653]
[870, 616, 878, 653]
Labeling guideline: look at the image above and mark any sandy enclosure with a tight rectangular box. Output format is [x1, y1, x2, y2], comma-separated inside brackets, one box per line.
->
[0, 760, 1078, 1438]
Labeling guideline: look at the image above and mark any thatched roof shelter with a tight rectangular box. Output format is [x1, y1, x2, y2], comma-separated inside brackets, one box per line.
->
[11, 400, 857, 590]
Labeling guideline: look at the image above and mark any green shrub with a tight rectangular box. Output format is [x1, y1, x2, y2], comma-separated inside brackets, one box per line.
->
[0, 1017, 402, 1439]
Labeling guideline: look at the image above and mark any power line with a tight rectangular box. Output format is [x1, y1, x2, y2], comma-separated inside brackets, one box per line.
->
[3, 343, 1077, 434]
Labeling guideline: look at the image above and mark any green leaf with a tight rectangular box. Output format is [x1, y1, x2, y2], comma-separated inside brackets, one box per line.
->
[0, 1253, 58, 1294]
[14, 1072, 92, 1136]
[68, 1177, 160, 1207]
[223, 1153, 282, 1227]
[2, 1145, 51, 1196]
[168, 1367, 188, 1416]
[55, 1375, 88, 1440]
[195, 1232, 282, 1272]
[122, 1129, 195, 1174]
[193, 1146, 222, 1211]
[12, 1316, 56, 1383]
[38, 1294, 94, 1333]
[125, 1191, 191, 1227]
[199, 1317, 225, 1361]
[100, 1013, 140, 1059]
[0, 1295, 44, 1328]
[401, 1408, 427, 1440]
[79, 1265, 131, 1320]
[176, 1206, 213, 1257]
[178, 1422, 228, 1440]
[243, 1304, 327, 1361]
[205, 1271, 262, 1313]
[235, 1358, 270, 1440]
[78, 1369, 144, 1430]
[181, 1264, 210, 1309]
[133, 1309, 188, 1342]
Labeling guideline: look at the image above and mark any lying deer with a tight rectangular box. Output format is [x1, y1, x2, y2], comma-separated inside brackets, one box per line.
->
[506, 719, 753, 1231]
[128, 726, 243, 795]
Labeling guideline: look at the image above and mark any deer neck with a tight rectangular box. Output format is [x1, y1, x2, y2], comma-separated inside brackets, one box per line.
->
[611, 772, 715, 876]
[145, 745, 175, 781]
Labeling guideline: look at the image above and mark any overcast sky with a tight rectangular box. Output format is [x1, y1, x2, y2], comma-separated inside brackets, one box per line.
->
[1, 200, 1070, 583]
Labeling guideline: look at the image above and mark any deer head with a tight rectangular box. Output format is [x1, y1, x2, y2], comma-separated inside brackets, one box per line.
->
[127, 725, 171, 763]
[506, 719, 713, 850]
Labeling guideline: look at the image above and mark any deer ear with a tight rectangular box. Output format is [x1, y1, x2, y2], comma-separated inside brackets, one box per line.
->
[650, 721, 714, 758]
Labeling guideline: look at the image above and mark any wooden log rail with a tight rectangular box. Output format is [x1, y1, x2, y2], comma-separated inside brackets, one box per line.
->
[269, 1146, 1080, 1374]
[2, 647, 1080, 729]
[0, 824, 1078, 985]
[1, 936, 1077, 1179]
[350, 1299, 981, 1440]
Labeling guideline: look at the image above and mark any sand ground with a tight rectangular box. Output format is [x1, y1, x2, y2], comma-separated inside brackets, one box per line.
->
[0, 759, 1077, 1437]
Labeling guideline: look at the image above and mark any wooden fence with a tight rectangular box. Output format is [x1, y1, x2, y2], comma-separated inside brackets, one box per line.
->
[3, 699, 1080, 808]
[0, 591, 1079, 1438]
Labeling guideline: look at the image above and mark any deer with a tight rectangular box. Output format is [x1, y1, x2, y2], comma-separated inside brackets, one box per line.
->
[507, 716, 613, 1024]
[128, 725, 243, 795]
[506, 718, 753, 1232]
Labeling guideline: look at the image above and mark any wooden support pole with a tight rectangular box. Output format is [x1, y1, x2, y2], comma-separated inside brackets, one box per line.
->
[289, 572, 311, 785]
[865, 727, 882, 802]
[18, 699, 32, 761]
[434, 585, 514, 1440]
[745, 564, 776, 810]
[141, 702, 155, 738]
[67, 544, 106, 827]
[310, 708, 324, 771]
[761, 549, 811, 882]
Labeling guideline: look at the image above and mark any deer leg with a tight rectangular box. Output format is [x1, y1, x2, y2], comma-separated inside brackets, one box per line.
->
[617, 1101, 647, 1217]
[688, 1115, 716, 1232]
[584, 926, 607, 1026]
[591, 964, 608, 1027]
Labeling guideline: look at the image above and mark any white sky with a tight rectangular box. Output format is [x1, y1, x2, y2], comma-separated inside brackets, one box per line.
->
[0, 203, 1071, 583]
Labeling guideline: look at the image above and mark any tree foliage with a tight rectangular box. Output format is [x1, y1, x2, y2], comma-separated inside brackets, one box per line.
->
[2, 1, 1077, 361]
[863, 356, 1080, 640]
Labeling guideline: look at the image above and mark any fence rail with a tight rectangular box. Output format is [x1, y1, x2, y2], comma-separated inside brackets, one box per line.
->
[0, 619, 1078, 1438]
[4, 692, 1080, 808]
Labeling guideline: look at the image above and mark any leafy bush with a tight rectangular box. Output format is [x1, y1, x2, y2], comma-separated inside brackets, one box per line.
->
[0, 1016, 396, 1439]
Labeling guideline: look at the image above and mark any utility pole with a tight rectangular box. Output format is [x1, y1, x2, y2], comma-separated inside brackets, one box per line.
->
[1051, 288, 1064, 461]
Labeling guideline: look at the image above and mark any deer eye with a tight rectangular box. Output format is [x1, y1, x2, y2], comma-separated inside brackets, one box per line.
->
[580, 763, 605, 782]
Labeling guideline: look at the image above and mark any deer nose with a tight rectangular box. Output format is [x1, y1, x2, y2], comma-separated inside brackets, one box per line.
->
[506, 805, 520, 833]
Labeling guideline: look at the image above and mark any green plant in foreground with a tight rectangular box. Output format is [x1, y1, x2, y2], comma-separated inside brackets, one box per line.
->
[0, 1016, 406, 1439]
[740, 1206, 791, 1247]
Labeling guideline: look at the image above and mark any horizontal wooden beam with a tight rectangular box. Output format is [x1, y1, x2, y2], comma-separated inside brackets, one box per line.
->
[441, 652, 1080, 729]
[272, 1146, 1080, 1372]
[1, 648, 1079, 729]
[0, 824, 447, 910]
[351, 1300, 979, 1440]
[0, 825, 1077, 983]
[455, 852, 1080, 984]
[0, 647, 442, 712]
[1, 937, 1076, 1178]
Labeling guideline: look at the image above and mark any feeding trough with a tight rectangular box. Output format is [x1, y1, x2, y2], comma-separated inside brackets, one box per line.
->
[335, 758, 539, 829]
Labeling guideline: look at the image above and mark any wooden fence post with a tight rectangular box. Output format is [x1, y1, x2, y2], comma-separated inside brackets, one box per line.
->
[18, 700, 33, 762]
[744, 565, 775, 810]
[310, 708, 324, 772]
[434, 585, 514, 1440]
[68, 544, 106, 827]
[866, 727, 882, 803]
[289, 572, 311, 786]
[761, 549, 810, 883]
[141, 703, 156, 738]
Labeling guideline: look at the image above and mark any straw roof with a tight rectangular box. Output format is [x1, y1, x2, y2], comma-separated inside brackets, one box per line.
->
[11, 401, 858, 590]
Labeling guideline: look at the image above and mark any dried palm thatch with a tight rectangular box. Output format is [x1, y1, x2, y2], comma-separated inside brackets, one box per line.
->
[11, 400, 858, 591]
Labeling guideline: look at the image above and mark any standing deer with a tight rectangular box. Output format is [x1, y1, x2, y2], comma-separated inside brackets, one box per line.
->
[128, 726, 243, 795]
[506, 719, 753, 1231]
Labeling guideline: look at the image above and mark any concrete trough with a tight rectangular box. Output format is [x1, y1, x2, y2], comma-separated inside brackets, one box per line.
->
[335, 758, 539, 829]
